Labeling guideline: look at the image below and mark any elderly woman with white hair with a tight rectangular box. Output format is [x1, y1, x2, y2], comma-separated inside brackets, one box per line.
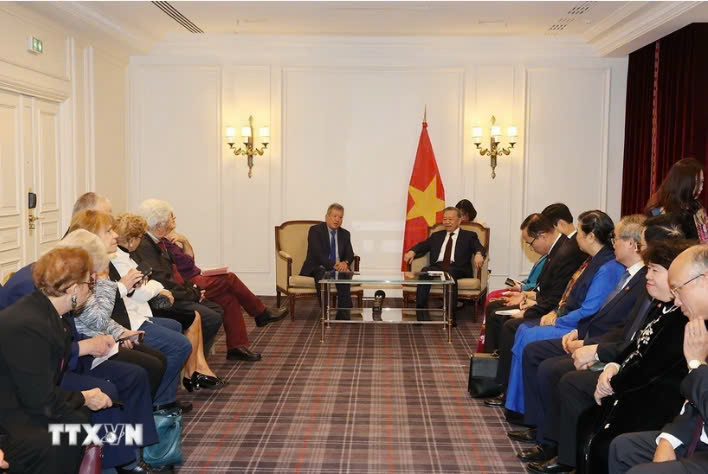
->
[134, 198, 286, 363]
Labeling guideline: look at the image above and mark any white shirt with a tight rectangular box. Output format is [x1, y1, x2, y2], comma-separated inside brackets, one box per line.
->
[657, 400, 708, 449]
[622, 262, 645, 289]
[436, 228, 460, 264]
[112, 247, 165, 330]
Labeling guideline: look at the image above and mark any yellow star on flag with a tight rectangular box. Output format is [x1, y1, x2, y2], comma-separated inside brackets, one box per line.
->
[406, 175, 446, 227]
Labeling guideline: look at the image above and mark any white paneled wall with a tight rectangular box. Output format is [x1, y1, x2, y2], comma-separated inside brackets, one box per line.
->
[129, 37, 628, 294]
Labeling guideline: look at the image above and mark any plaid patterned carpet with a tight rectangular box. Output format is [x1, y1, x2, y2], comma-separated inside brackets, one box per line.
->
[177, 298, 527, 473]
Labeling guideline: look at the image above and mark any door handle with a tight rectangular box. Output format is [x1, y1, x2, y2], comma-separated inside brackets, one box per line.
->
[28, 214, 39, 230]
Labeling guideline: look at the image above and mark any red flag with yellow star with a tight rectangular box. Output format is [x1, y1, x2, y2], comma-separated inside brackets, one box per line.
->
[401, 120, 445, 270]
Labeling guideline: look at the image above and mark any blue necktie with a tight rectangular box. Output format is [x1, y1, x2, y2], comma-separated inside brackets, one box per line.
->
[599, 270, 631, 311]
[329, 230, 336, 264]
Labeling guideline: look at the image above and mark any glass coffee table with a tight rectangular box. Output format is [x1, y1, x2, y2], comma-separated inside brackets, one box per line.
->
[319, 271, 455, 342]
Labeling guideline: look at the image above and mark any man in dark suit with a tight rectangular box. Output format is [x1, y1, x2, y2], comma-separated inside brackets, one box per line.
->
[609, 244, 708, 473]
[510, 215, 647, 462]
[404, 206, 485, 323]
[484, 212, 586, 408]
[301, 203, 355, 320]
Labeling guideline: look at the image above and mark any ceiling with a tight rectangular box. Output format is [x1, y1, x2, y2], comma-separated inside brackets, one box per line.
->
[73, 1, 628, 38]
[21, 1, 708, 56]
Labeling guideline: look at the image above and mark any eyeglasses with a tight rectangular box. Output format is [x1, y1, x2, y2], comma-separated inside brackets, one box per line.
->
[78, 276, 96, 293]
[525, 236, 537, 248]
[670, 273, 705, 297]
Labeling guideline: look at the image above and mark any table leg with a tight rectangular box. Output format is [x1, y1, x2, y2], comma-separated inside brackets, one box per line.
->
[447, 283, 452, 343]
[321, 281, 326, 342]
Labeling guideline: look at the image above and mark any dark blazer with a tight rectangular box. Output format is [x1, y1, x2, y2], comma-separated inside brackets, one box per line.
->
[300, 223, 355, 277]
[131, 234, 200, 302]
[663, 364, 708, 446]
[107, 262, 132, 330]
[525, 233, 587, 320]
[0, 291, 86, 430]
[576, 266, 648, 340]
[408, 228, 485, 276]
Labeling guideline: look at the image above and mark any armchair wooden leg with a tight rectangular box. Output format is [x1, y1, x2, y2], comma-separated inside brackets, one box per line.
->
[289, 294, 296, 321]
[357, 292, 363, 309]
[276, 289, 281, 308]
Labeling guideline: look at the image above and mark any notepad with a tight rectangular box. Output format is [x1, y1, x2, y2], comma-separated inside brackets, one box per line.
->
[90, 342, 119, 370]
[201, 266, 229, 277]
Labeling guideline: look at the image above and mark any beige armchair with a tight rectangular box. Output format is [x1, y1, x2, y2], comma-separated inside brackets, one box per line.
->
[402, 222, 490, 321]
[275, 220, 362, 320]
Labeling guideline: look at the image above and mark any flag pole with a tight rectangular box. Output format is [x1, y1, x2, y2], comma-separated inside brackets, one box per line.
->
[423, 105, 427, 123]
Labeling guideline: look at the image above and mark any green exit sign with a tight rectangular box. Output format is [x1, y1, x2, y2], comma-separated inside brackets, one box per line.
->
[27, 36, 43, 54]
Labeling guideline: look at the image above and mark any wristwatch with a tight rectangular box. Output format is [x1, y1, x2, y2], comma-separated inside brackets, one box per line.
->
[687, 359, 706, 371]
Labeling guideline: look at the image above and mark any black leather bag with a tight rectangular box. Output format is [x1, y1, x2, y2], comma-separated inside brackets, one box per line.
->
[467, 353, 504, 398]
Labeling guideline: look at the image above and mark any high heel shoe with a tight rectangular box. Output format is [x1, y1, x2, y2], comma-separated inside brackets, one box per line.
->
[192, 372, 226, 390]
[182, 376, 199, 392]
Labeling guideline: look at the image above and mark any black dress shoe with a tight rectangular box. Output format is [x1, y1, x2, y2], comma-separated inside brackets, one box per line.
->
[484, 394, 505, 407]
[255, 307, 287, 327]
[227, 347, 262, 361]
[526, 456, 574, 473]
[182, 376, 198, 392]
[517, 444, 557, 463]
[505, 408, 530, 426]
[153, 400, 192, 414]
[192, 372, 227, 389]
[116, 460, 158, 473]
[508, 428, 537, 442]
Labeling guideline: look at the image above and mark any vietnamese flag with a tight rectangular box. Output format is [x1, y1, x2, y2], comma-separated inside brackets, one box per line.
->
[401, 119, 445, 270]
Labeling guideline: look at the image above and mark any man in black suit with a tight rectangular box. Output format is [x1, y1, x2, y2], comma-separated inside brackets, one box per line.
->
[404, 206, 485, 323]
[510, 215, 647, 463]
[300, 203, 355, 320]
[484, 205, 585, 353]
[609, 245, 708, 474]
[484, 212, 586, 409]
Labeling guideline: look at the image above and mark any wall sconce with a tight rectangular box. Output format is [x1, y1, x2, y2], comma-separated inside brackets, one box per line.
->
[471, 115, 517, 179]
[225, 115, 269, 178]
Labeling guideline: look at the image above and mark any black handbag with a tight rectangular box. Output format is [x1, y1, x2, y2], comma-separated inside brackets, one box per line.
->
[148, 294, 173, 312]
[467, 353, 504, 398]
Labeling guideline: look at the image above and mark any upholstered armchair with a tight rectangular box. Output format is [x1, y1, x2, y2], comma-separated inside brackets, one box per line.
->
[402, 222, 490, 321]
[275, 220, 362, 320]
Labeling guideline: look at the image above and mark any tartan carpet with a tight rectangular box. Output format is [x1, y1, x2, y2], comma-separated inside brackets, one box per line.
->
[177, 298, 528, 473]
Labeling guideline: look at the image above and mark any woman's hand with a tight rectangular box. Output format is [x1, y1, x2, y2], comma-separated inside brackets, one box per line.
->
[118, 330, 144, 349]
[79, 335, 115, 357]
[540, 311, 557, 326]
[119, 268, 143, 290]
[81, 388, 112, 411]
[594, 364, 619, 405]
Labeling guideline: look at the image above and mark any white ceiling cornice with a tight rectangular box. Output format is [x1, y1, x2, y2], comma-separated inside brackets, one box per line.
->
[23, 1, 155, 56]
[588, 1, 704, 57]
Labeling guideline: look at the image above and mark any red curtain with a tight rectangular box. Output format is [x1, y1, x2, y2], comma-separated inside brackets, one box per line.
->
[620, 42, 655, 216]
[621, 23, 708, 214]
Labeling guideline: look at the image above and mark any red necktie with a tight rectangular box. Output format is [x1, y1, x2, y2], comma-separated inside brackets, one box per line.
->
[442, 233, 454, 271]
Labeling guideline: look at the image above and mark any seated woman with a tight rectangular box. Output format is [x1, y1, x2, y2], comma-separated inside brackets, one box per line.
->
[505, 210, 623, 414]
[69, 210, 209, 403]
[478, 254, 548, 352]
[456, 199, 478, 223]
[0, 247, 113, 473]
[114, 212, 224, 391]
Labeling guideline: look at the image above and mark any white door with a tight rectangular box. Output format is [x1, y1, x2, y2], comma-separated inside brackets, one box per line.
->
[0, 92, 63, 283]
[0, 90, 23, 281]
